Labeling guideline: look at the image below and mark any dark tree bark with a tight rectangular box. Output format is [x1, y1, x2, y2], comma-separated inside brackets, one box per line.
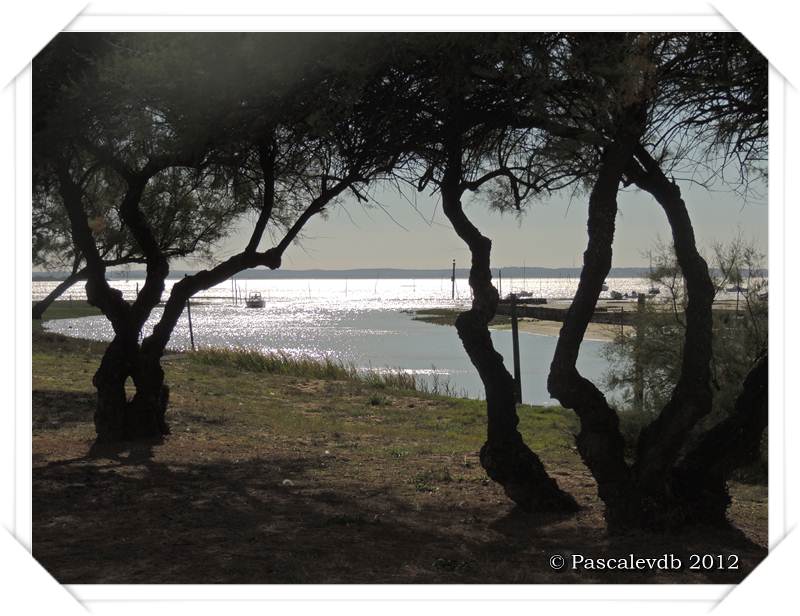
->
[625, 145, 718, 526]
[110, 172, 174, 439]
[547, 131, 756, 531]
[672, 353, 768, 526]
[130, 170, 353, 441]
[32, 266, 87, 319]
[57, 164, 136, 442]
[546, 138, 640, 530]
[56, 159, 174, 442]
[440, 131, 578, 513]
[91, 336, 133, 440]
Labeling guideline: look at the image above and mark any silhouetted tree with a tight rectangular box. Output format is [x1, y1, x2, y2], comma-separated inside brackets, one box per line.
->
[532, 33, 768, 530]
[32, 165, 231, 318]
[378, 34, 582, 512]
[34, 33, 408, 442]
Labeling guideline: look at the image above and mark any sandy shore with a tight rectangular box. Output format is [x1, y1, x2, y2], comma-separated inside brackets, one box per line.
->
[493, 318, 621, 342]
[413, 308, 622, 343]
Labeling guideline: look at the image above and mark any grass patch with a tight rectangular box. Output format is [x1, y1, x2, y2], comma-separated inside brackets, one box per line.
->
[191, 347, 465, 397]
[412, 467, 453, 492]
[360, 369, 418, 391]
[369, 393, 388, 406]
[34, 299, 102, 321]
[193, 347, 355, 380]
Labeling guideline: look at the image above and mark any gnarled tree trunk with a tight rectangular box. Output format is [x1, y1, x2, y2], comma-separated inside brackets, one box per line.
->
[626, 146, 718, 528]
[548, 135, 761, 532]
[90, 281, 169, 443]
[92, 335, 134, 442]
[673, 353, 768, 525]
[440, 134, 578, 513]
[127, 146, 347, 444]
[546, 138, 640, 530]
[57, 161, 173, 443]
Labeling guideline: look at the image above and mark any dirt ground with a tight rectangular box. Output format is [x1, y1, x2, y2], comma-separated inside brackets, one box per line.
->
[32, 425, 767, 584]
[32, 318, 767, 584]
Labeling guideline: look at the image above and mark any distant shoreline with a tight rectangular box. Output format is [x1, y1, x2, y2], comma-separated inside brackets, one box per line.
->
[32, 266, 660, 282]
[32, 265, 769, 282]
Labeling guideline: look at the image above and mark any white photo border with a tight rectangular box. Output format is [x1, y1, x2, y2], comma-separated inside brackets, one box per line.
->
[5, 3, 793, 613]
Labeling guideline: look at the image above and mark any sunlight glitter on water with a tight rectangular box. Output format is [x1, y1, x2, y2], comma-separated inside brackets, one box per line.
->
[37, 277, 650, 403]
[33, 276, 652, 306]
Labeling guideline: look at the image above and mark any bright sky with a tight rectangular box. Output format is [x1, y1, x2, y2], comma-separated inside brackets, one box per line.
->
[198, 176, 768, 271]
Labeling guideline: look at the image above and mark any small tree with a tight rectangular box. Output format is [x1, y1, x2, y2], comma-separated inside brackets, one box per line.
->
[604, 237, 767, 421]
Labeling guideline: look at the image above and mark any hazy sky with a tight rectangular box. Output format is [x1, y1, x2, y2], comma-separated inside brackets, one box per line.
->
[199, 176, 768, 271]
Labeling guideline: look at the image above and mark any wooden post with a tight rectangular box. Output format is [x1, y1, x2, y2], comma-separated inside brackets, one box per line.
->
[185, 274, 195, 351]
[498, 268, 502, 298]
[633, 295, 645, 411]
[451, 259, 456, 300]
[510, 293, 522, 404]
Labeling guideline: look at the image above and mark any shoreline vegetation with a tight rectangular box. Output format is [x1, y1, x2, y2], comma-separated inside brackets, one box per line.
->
[33, 300, 766, 583]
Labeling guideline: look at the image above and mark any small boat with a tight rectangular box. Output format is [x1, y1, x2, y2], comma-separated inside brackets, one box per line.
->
[609, 290, 623, 300]
[601, 283, 608, 291]
[245, 292, 265, 308]
[516, 290, 533, 298]
[727, 285, 748, 293]
[648, 287, 660, 295]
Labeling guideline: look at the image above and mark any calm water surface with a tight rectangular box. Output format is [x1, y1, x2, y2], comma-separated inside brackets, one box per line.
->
[37, 277, 650, 404]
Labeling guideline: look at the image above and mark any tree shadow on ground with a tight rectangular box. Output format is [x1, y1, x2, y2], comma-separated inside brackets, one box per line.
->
[33, 444, 766, 584]
[33, 390, 95, 430]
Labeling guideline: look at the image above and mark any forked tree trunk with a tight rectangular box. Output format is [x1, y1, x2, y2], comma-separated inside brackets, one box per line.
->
[93, 332, 170, 442]
[56, 162, 172, 443]
[93, 331, 170, 443]
[626, 146, 718, 527]
[92, 335, 136, 442]
[546, 139, 639, 531]
[87, 258, 170, 443]
[116, 145, 349, 445]
[440, 136, 578, 513]
[553, 141, 762, 531]
[92, 316, 169, 442]
[562, 143, 739, 531]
